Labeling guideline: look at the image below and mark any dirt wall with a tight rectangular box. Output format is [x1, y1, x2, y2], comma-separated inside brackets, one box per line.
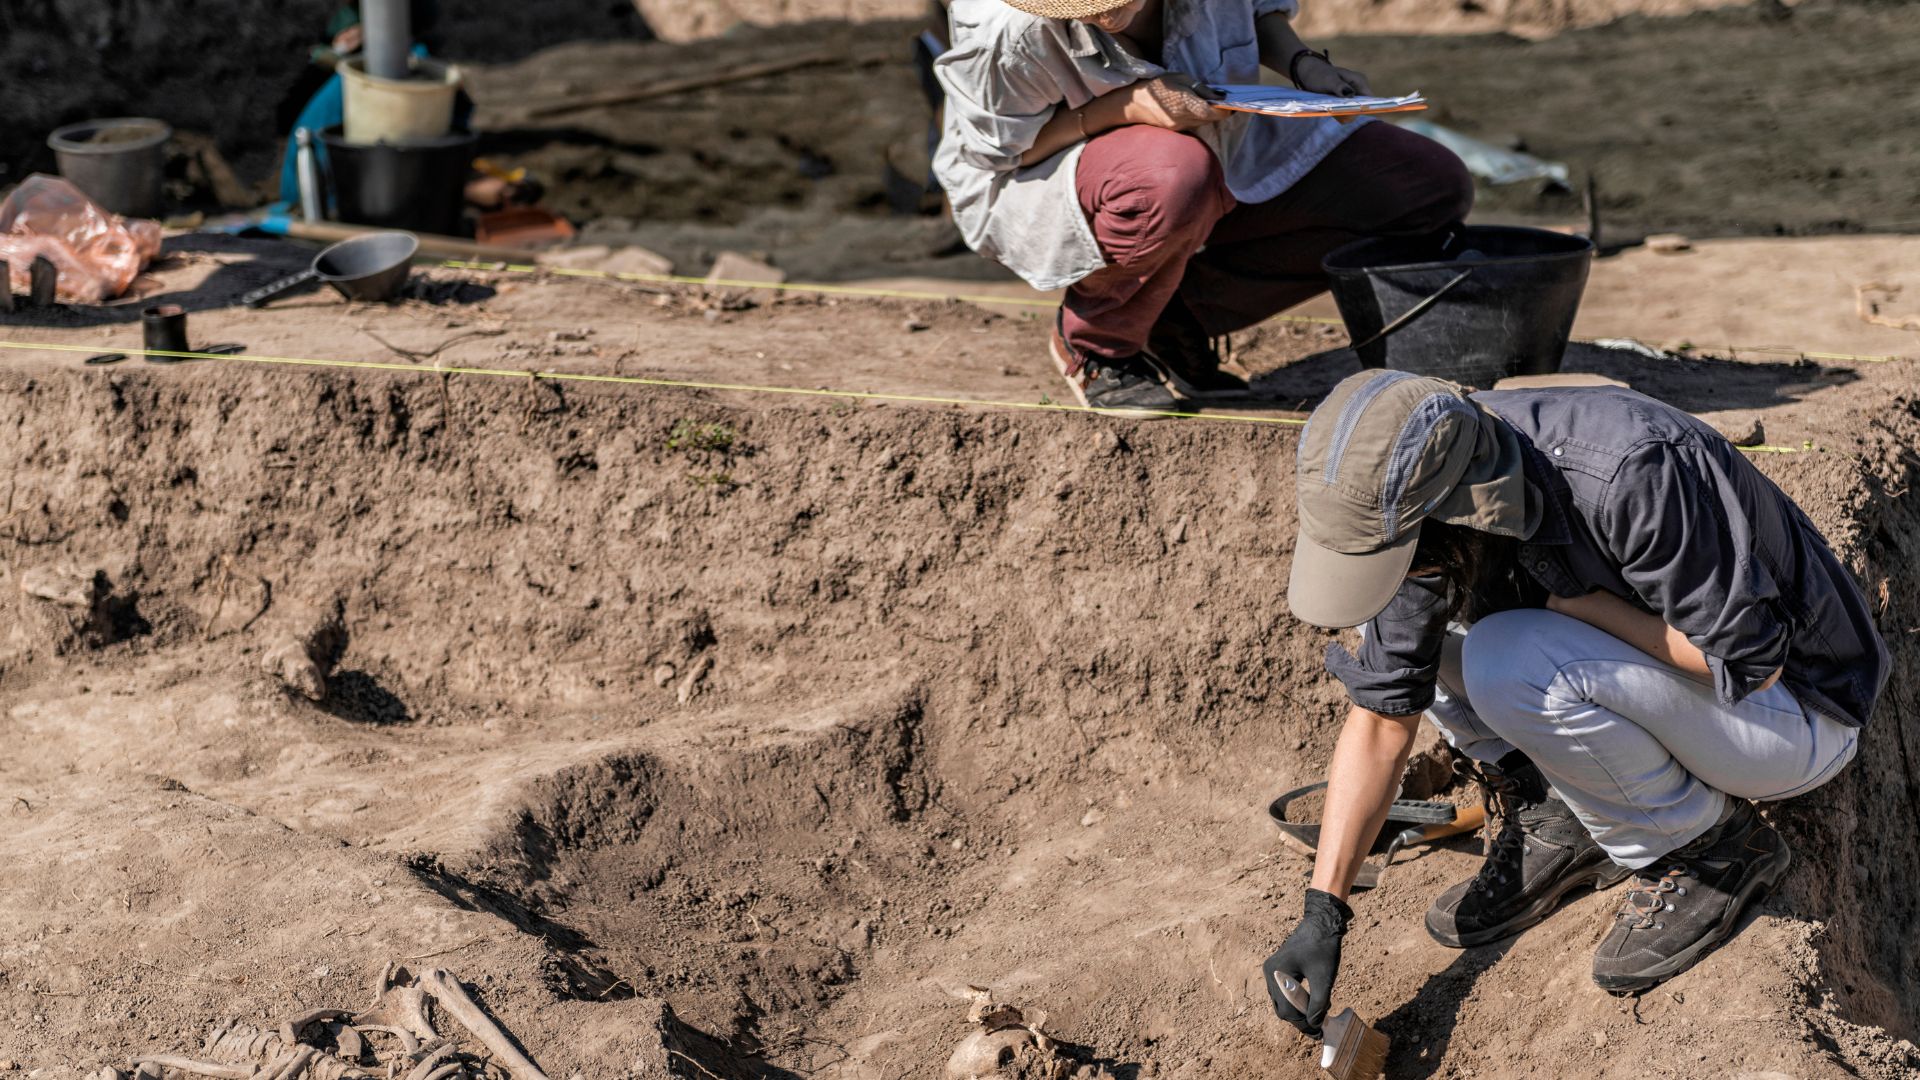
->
[0, 356, 1915, 1076]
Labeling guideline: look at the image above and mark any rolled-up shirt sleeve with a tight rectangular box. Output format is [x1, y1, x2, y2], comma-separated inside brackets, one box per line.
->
[1604, 444, 1792, 706]
[934, 29, 1064, 172]
[1324, 572, 1453, 716]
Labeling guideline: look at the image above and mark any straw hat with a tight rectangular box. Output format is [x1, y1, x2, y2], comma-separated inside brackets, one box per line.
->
[1000, 0, 1138, 18]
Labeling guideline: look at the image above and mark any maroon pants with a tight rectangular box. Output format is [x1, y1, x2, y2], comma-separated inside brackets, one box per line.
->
[1063, 122, 1475, 359]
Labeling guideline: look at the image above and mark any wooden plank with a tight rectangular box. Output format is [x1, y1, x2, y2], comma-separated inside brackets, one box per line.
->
[275, 220, 543, 264]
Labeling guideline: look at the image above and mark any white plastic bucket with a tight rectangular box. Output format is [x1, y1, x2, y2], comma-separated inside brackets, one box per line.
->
[340, 55, 461, 144]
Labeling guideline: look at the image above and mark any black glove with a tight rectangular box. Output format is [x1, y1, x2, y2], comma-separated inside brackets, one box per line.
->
[1263, 888, 1352, 1038]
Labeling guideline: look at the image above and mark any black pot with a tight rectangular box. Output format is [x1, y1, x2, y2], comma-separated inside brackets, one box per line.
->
[1323, 225, 1594, 389]
[319, 127, 477, 237]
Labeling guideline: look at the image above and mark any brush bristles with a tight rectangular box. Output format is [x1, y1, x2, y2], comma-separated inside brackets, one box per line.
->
[1321, 1008, 1391, 1079]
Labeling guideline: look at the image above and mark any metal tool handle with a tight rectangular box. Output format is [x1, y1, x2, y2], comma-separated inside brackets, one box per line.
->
[1274, 973, 1311, 1014]
[1388, 798, 1462, 825]
[1349, 266, 1478, 353]
[241, 268, 318, 308]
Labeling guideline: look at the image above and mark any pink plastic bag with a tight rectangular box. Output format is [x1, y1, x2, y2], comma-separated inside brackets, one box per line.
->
[0, 175, 163, 303]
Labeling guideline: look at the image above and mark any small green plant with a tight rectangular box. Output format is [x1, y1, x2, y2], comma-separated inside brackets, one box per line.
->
[667, 419, 737, 454]
[828, 396, 860, 418]
[1038, 394, 1054, 406]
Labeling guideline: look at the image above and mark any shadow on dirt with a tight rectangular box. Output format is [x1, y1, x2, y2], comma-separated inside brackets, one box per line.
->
[1379, 936, 1518, 1079]
[97, 589, 153, 644]
[0, 235, 495, 332]
[1051, 1038, 1143, 1079]
[406, 852, 632, 999]
[1249, 340, 1858, 416]
[321, 670, 412, 726]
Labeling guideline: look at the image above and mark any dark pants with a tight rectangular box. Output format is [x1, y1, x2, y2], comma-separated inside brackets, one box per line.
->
[1063, 122, 1475, 359]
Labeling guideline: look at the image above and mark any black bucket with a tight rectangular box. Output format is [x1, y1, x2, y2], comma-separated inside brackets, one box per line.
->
[47, 117, 172, 218]
[318, 127, 476, 237]
[1323, 225, 1594, 389]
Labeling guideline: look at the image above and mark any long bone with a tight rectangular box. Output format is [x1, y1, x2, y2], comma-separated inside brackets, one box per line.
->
[132, 1057, 253, 1079]
[415, 969, 548, 1080]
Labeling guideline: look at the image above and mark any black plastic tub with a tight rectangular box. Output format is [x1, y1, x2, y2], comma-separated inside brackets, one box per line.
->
[47, 118, 172, 218]
[1322, 225, 1594, 389]
[319, 128, 477, 237]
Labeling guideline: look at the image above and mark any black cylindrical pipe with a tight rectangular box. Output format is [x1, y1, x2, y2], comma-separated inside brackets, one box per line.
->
[142, 305, 190, 354]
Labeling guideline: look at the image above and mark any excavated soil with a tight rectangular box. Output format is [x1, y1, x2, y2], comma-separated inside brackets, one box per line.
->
[15, 2, 1919, 255]
[628, 0, 1778, 45]
[453, 0, 1920, 289]
[1, 257, 1918, 1077]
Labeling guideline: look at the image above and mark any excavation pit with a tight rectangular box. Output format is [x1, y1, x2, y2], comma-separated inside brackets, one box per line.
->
[0, 314, 1914, 1077]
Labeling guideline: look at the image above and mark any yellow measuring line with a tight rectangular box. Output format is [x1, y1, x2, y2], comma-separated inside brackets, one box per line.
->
[438, 259, 1910, 364]
[0, 340, 1308, 427]
[0, 340, 1828, 452]
[445, 259, 1065, 310]
[440, 258, 1348, 324]
[1706, 344, 1902, 364]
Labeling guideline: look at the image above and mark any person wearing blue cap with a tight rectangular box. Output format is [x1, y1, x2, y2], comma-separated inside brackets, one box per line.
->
[1262, 369, 1887, 1037]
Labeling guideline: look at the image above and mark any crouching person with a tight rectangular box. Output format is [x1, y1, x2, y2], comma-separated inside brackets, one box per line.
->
[1264, 370, 1887, 1036]
[933, 0, 1471, 412]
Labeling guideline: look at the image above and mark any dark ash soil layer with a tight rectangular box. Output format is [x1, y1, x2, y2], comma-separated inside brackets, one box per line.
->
[455, 1, 1920, 284]
[1332, 1, 1920, 239]
[8, 2, 1919, 269]
[0, 332, 1916, 1076]
[0, 0, 653, 183]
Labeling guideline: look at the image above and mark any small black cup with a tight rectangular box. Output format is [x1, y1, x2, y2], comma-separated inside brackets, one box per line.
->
[142, 304, 189, 355]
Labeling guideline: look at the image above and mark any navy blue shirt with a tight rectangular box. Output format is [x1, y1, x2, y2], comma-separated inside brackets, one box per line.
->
[1326, 386, 1889, 729]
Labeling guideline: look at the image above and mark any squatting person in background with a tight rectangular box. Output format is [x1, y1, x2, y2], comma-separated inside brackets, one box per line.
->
[932, 0, 1471, 412]
[1263, 370, 1889, 1036]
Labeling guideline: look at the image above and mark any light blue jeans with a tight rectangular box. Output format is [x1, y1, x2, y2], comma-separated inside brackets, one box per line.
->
[1426, 608, 1858, 869]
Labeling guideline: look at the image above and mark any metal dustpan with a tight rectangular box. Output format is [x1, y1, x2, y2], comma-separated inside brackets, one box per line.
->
[241, 231, 420, 307]
[1268, 781, 1459, 855]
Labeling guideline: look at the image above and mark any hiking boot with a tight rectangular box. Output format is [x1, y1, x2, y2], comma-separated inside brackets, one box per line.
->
[1591, 800, 1790, 993]
[1145, 295, 1251, 401]
[1426, 752, 1631, 948]
[1050, 323, 1180, 415]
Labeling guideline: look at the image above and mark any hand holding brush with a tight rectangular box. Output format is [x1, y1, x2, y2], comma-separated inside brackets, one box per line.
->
[1265, 889, 1390, 1078]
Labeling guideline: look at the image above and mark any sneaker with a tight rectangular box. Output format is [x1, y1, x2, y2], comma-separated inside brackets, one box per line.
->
[1426, 753, 1631, 948]
[1591, 800, 1790, 993]
[1049, 324, 1180, 415]
[1145, 295, 1252, 401]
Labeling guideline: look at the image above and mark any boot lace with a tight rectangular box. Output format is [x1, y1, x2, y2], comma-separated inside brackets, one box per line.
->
[1462, 764, 1531, 896]
[1618, 866, 1688, 930]
[1209, 334, 1235, 371]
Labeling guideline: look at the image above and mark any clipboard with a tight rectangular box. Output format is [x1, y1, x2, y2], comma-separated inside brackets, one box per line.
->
[1208, 84, 1428, 120]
